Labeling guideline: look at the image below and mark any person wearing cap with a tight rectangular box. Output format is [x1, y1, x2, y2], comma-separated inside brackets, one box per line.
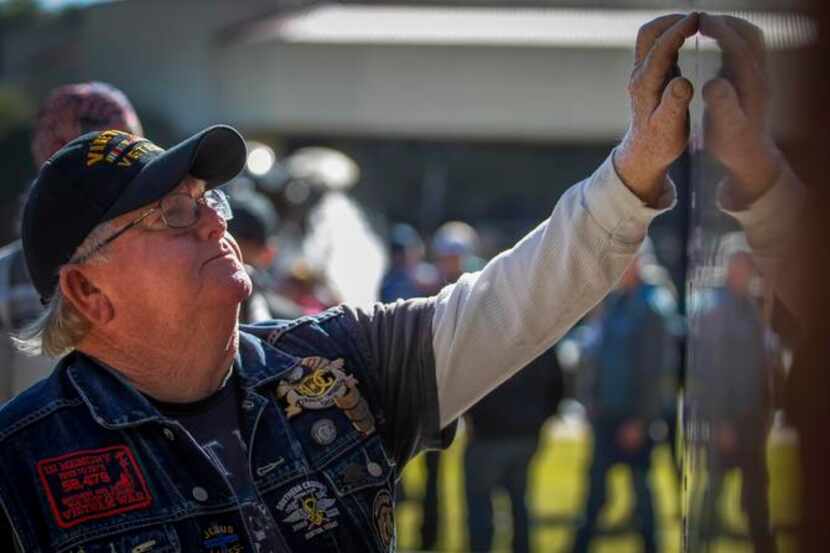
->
[379, 223, 428, 304]
[570, 241, 679, 553]
[226, 188, 304, 323]
[0, 81, 144, 400]
[419, 220, 485, 551]
[285, 146, 388, 310]
[0, 13, 703, 552]
[431, 221, 485, 286]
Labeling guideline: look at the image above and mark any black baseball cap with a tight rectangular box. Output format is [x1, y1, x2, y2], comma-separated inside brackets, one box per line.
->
[22, 125, 247, 303]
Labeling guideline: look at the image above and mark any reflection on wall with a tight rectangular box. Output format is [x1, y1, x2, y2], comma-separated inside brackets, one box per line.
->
[682, 11, 810, 553]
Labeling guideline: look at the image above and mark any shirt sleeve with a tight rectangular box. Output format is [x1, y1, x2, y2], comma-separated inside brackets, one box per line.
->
[718, 164, 807, 321]
[432, 151, 676, 427]
[340, 300, 455, 469]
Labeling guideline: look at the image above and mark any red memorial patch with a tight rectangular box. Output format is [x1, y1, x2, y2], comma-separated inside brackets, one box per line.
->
[36, 445, 152, 528]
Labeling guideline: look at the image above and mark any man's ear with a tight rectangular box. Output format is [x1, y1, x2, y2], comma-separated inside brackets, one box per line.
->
[58, 266, 114, 326]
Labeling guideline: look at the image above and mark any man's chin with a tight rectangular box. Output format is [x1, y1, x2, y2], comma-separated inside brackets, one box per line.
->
[207, 269, 253, 307]
[231, 270, 254, 302]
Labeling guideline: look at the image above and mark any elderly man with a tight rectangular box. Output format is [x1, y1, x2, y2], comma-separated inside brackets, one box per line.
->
[0, 14, 700, 552]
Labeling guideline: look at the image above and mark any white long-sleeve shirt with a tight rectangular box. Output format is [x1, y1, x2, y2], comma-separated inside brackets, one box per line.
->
[720, 165, 806, 320]
[431, 153, 676, 427]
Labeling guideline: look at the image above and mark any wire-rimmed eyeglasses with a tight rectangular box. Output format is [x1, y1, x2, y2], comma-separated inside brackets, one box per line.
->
[72, 188, 233, 264]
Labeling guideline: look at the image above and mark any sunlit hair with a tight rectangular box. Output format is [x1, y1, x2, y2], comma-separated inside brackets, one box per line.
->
[13, 221, 115, 357]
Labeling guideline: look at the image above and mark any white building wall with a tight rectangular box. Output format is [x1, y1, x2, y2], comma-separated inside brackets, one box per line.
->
[215, 41, 637, 141]
[1, 0, 806, 142]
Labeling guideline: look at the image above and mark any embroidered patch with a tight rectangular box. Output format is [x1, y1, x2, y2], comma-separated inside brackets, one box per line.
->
[36, 445, 152, 529]
[85, 130, 161, 168]
[373, 490, 395, 549]
[276, 356, 376, 435]
[277, 480, 340, 540]
[310, 419, 337, 446]
[277, 357, 351, 416]
[202, 523, 243, 553]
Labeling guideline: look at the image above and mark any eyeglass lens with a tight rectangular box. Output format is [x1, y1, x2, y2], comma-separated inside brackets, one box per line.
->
[159, 190, 232, 228]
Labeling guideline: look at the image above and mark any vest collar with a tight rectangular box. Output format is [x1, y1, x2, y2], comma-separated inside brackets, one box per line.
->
[67, 332, 301, 429]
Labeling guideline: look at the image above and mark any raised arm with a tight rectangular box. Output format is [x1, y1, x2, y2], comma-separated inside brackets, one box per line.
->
[700, 14, 807, 319]
[433, 13, 699, 427]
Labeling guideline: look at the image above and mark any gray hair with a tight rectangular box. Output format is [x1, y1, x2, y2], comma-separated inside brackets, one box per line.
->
[13, 221, 115, 357]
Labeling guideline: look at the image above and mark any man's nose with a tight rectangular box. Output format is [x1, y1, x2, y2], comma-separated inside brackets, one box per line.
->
[195, 202, 227, 242]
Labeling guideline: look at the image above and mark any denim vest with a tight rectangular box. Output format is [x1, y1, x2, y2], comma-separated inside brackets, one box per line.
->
[0, 308, 399, 552]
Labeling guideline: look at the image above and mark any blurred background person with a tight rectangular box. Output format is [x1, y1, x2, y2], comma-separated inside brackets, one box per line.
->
[0, 81, 143, 400]
[379, 222, 428, 303]
[222, 147, 342, 318]
[570, 239, 679, 553]
[276, 259, 339, 316]
[419, 219, 485, 551]
[692, 234, 779, 553]
[378, 222, 434, 506]
[226, 187, 304, 323]
[463, 347, 564, 553]
[431, 220, 485, 288]
[283, 146, 387, 310]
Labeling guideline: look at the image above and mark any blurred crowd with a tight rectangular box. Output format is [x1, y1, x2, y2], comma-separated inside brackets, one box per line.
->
[384, 222, 790, 553]
[375, 205, 791, 553]
[0, 80, 796, 553]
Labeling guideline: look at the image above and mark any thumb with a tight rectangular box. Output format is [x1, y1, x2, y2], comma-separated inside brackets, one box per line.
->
[651, 76, 693, 134]
[702, 77, 748, 131]
[703, 77, 780, 200]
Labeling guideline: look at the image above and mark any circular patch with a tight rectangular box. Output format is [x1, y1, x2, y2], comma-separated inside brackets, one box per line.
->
[311, 419, 337, 446]
[373, 490, 394, 550]
[367, 461, 383, 478]
[192, 486, 209, 502]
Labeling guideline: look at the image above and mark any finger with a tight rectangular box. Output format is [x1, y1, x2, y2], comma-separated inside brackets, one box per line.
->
[702, 78, 749, 143]
[634, 13, 687, 64]
[651, 76, 694, 135]
[700, 14, 767, 119]
[723, 16, 769, 117]
[703, 78, 745, 117]
[638, 13, 700, 93]
[722, 15, 766, 71]
[699, 14, 755, 68]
